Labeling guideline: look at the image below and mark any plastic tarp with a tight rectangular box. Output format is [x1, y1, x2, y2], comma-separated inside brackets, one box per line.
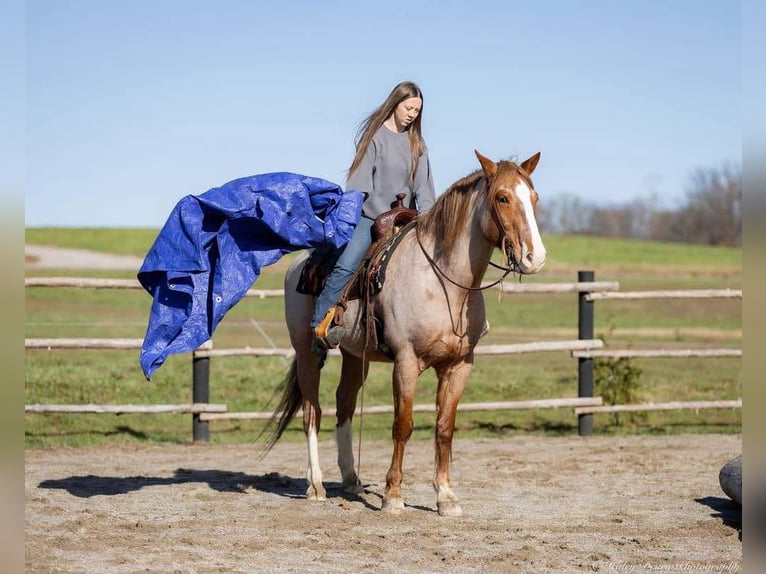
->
[138, 172, 363, 379]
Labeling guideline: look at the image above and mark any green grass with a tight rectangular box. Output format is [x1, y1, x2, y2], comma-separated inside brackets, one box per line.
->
[542, 234, 742, 268]
[26, 227, 160, 256]
[27, 227, 743, 273]
[25, 228, 742, 448]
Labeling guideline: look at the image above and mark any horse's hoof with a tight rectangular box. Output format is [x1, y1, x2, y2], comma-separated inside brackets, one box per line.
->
[381, 497, 405, 514]
[437, 500, 463, 517]
[306, 486, 327, 501]
[341, 480, 364, 495]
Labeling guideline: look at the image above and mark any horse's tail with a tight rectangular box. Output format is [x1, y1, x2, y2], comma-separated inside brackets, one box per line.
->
[259, 358, 302, 454]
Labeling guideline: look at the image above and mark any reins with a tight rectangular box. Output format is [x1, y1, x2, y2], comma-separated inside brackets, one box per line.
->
[414, 224, 516, 292]
[414, 172, 525, 292]
[356, 278, 372, 482]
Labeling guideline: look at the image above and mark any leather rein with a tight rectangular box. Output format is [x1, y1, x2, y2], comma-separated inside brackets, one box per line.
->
[414, 186, 520, 292]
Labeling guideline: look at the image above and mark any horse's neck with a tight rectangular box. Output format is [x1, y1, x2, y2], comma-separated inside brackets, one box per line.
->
[428, 219, 494, 289]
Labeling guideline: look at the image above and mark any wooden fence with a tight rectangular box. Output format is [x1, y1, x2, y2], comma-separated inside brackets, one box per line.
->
[25, 271, 742, 440]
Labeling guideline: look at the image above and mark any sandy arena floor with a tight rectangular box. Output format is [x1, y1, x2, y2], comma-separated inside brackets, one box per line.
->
[25, 434, 742, 573]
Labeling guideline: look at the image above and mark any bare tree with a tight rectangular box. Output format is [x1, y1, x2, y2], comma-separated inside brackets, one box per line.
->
[538, 164, 741, 246]
[586, 196, 659, 240]
[536, 193, 595, 235]
[669, 164, 742, 246]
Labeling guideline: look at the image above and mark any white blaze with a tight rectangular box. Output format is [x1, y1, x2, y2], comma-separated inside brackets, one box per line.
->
[513, 180, 546, 273]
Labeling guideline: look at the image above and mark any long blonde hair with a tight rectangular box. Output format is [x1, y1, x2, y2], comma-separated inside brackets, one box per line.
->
[348, 81, 426, 185]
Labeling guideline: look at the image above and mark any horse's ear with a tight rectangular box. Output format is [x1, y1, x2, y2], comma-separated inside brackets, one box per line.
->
[475, 150, 497, 179]
[520, 152, 541, 176]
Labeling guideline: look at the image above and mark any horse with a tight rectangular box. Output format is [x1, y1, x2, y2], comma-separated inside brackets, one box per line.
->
[265, 150, 546, 516]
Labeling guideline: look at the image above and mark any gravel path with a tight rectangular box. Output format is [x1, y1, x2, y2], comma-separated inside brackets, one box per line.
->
[25, 244, 144, 270]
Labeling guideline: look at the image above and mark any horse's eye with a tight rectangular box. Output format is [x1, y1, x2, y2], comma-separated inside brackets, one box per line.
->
[497, 195, 510, 204]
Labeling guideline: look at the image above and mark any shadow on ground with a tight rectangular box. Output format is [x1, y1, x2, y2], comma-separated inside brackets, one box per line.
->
[38, 469, 391, 511]
[696, 496, 741, 540]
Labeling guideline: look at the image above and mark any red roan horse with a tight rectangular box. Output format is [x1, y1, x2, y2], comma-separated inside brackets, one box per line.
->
[266, 151, 546, 516]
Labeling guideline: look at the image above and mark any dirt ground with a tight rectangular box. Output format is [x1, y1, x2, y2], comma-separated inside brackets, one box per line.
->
[25, 244, 145, 270]
[24, 245, 742, 572]
[25, 434, 742, 573]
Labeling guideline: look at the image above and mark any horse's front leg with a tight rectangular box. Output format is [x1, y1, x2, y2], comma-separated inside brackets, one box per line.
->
[296, 355, 326, 501]
[335, 352, 368, 494]
[433, 357, 473, 516]
[383, 352, 420, 514]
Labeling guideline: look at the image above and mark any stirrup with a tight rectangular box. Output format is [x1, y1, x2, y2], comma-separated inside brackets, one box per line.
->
[313, 308, 346, 350]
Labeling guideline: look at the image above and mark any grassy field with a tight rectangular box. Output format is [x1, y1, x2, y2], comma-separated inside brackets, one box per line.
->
[25, 228, 742, 448]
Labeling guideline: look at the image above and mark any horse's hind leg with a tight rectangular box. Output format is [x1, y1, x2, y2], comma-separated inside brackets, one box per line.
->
[296, 352, 327, 501]
[383, 352, 420, 514]
[432, 358, 472, 517]
[335, 351, 369, 494]
[284, 255, 328, 501]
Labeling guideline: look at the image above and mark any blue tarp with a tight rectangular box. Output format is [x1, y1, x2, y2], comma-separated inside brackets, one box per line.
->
[138, 172, 364, 379]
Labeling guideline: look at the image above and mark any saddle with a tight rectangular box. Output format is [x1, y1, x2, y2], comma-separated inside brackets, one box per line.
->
[297, 193, 418, 352]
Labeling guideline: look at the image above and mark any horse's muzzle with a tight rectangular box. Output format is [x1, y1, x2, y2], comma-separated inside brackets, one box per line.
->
[505, 237, 545, 274]
[517, 243, 546, 274]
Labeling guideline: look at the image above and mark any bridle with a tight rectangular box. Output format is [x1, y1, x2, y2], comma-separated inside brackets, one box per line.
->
[414, 175, 520, 293]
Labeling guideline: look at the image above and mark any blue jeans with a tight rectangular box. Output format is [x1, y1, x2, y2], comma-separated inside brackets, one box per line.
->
[310, 216, 374, 328]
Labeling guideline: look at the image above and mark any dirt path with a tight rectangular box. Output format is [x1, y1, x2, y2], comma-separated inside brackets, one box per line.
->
[25, 244, 144, 270]
[25, 434, 742, 573]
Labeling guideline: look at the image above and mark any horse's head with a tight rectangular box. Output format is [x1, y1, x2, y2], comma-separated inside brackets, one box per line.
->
[475, 150, 547, 274]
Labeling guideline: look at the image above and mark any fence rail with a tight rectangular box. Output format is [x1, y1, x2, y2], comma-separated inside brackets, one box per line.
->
[25, 272, 742, 440]
[571, 348, 742, 359]
[487, 281, 620, 294]
[191, 339, 605, 359]
[26, 338, 144, 349]
[26, 276, 623, 296]
[573, 399, 742, 415]
[200, 397, 605, 422]
[25, 277, 142, 289]
[586, 288, 742, 301]
[24, 276, 285, 299]
[25, 403, 227, 414]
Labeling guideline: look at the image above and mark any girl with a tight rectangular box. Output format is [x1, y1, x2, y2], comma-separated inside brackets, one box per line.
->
[312, 80, 436, 349]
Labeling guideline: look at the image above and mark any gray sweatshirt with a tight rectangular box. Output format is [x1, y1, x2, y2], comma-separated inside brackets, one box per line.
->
[346, 125, 436, 219]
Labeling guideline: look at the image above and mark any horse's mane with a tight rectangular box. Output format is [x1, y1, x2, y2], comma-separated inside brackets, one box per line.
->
[418, 159, 525, 253]
[417, 168, 484, 254]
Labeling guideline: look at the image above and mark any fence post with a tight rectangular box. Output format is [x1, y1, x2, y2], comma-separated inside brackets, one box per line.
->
[578, 270, 595, 437]
[192, 355, 210, 442]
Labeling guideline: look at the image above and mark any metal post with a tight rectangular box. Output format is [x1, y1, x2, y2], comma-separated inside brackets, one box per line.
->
[192, 355, 210, 442]
[578, 270, 595, 437]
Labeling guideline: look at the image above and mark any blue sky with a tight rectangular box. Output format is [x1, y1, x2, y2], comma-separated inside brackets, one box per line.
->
[24, 0, 741, 228]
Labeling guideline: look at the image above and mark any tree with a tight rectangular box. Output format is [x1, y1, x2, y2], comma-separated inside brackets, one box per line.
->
[537, 163, 742, 246]
[669, 164, 742, 246]
[536, 192, 595, 235]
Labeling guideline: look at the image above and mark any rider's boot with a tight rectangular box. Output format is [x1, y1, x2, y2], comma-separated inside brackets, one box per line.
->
[313, 307, 346, 350]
